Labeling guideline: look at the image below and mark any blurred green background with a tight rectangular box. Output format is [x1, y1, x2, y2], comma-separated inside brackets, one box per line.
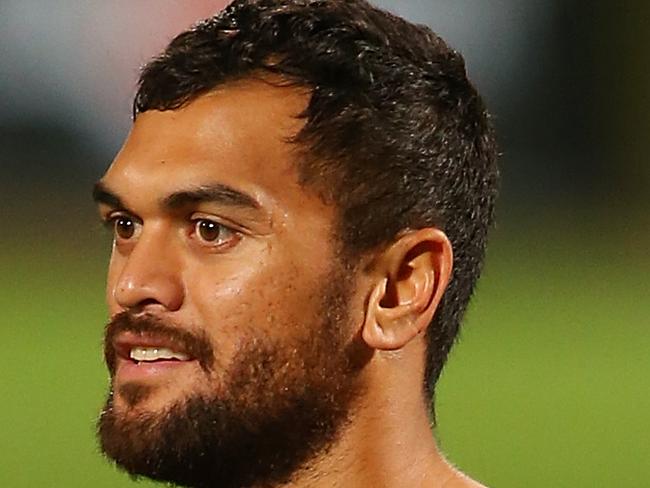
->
[1, 1, 648, 487]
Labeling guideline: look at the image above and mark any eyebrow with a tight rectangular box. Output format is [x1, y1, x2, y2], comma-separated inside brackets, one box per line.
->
[93, 182, 126, 209]
[162, 184, 261, 211]
[92, 181, 261, 213]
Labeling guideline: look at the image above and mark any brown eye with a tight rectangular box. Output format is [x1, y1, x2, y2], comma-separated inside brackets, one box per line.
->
[114, 217, 135, 239]
[196, 219, 223, 242]
[192, 218, 239, 250]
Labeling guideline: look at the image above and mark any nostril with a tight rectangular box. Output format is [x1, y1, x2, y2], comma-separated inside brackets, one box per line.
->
[137, 298, 164, 308]
[112, 264, 185, 312]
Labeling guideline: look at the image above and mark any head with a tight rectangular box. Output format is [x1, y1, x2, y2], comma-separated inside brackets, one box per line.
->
[94, 1, 498, 487]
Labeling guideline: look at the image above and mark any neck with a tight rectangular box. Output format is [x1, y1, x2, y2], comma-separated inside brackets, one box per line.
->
[275, 344, 481, 488]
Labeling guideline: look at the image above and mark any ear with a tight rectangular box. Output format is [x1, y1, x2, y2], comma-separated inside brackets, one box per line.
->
[362, 228, 452, 351]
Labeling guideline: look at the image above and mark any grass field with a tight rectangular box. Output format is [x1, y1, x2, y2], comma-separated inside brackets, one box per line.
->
[1, 217, 648, 487]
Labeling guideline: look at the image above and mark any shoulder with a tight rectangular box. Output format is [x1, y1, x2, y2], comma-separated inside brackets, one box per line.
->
[440, 471, 488, 488]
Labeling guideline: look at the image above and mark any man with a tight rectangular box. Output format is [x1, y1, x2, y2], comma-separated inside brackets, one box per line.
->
[93, 0, 498, 487]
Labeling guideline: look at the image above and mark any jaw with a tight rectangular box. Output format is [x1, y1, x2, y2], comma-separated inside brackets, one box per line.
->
[99, 371, 362, 488]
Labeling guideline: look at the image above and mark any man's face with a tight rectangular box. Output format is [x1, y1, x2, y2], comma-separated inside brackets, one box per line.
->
[95, 80, 367, 487]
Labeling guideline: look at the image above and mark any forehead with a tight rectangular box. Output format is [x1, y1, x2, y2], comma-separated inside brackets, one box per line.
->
[103, 78, 325, 220]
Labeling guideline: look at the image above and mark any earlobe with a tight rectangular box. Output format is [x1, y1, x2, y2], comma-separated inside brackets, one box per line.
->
[362, 229, 452, 351]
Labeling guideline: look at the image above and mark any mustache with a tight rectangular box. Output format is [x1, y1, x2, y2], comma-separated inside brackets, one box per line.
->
[103, 311, 215, 375]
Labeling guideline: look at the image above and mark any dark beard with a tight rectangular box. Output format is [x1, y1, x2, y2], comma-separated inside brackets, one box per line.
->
[97, 271, 367, 488]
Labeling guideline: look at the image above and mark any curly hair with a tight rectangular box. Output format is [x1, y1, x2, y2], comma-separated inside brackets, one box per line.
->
[134, 0, 499, 404]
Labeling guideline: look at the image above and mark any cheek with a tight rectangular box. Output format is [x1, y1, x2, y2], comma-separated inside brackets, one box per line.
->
[186, 251, 325, 354]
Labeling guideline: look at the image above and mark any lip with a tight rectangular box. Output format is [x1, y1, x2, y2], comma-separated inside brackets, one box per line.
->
[112, 331, 197, 382]
[115, 356, 196, 382]
[113, 331, 192, 358]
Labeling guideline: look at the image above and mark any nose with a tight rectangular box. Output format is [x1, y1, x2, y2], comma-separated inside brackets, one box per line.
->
[111, 228, 184, 312]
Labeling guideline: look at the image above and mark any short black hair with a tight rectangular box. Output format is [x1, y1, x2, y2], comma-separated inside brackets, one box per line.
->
[134, 0, 499, 404]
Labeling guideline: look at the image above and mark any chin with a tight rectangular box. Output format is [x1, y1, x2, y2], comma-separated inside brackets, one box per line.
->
[111, 379, 198, 414]
[97, 385, 357, 488]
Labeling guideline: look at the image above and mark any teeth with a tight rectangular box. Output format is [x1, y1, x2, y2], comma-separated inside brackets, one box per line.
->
[129, 347, 190, 362]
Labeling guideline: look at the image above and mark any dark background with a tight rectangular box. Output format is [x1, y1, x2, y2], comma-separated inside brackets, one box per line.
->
[1, 1, 648, 486]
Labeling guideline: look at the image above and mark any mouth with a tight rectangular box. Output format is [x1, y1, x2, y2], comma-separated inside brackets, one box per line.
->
[128, 346, 190, 362]
[111, 332, 198, 382]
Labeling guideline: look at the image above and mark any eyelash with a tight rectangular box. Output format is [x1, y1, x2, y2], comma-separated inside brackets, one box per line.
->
[103, 213, 141, 241]
[190, 217, 240, 248]
[102, 213, 240, 250]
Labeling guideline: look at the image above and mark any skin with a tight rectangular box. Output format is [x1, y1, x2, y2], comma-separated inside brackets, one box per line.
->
[96, 77, 485, 488]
